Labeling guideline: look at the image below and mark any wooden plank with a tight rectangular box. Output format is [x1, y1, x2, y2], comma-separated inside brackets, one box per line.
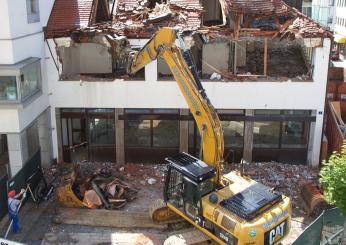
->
[264, 37, 268, 77]
[41, 232, 166, 245]
[53, 207, 167, 229]
[165, 228, 214, 245]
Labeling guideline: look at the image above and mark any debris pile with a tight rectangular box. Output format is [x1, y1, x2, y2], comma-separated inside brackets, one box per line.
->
[240, 162, 322, 215]
[57, 163, 138, 209]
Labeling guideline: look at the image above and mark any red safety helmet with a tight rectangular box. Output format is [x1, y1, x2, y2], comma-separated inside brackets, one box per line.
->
[8, 190, 16, 198]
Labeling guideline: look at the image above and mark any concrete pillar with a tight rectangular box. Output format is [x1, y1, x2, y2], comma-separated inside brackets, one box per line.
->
[243, 109, 254, 163]
[115, 108, 125, 164]
[7, 132, 28, 177]
[307, 110, 322, 168]
[38, 108, 53, 167]
[179, 109, 189, 153]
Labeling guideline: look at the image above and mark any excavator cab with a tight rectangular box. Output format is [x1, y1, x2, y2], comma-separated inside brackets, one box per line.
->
[164, 152, 216, 221]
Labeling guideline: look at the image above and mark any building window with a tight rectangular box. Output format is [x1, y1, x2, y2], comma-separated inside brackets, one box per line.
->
[302, 7, 312, 17]
[188, 109, 245, 162]
[0, 58, 41, 103]
[253, 121, 281, 148]
[124, 109, 180, 162]
[222, 121, 244, 148]
[281, 121, 309, 148]
[20, 60, 41, 100]
[125, 120, 151, 147]
[253, 110, 310, 149]
[26, 0, 40, 23]
[89, 118, 115, 145]
[0, 77, 17, 101]
[60, 108, 116, 163]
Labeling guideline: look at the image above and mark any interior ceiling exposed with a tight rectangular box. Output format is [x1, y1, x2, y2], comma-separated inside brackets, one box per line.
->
[45, 0, 332, 41]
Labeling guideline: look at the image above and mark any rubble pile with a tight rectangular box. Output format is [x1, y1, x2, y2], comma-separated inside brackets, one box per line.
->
[57, 162, 139, 209]
[241, 162, 322, 215]
[113, 0, 203, 37]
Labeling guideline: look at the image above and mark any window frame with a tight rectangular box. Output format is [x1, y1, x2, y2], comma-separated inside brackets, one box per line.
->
[26, 0, 40, 23]
[0, 58, 42, 104]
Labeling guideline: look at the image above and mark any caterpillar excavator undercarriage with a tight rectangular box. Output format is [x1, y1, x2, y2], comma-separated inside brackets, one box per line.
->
[125, 28, 291, 245]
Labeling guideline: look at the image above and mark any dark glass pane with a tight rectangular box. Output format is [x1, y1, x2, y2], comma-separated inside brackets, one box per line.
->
[282, 110, 311, 115]
[61, 108, 86, 113]
[0, 76, 17, 101]
[125, 109, 151, 114]
[255, 110, 281, 115]
[222, 121, 244, 147]
[72, 118, 81, 129]
[153, 120, 179, 148]
[152, 109, 179, 114]
[253, 121, 280, 148]
[281, 121, 309, 148]
[88, 108, 114, 113]
[89, 118, 115, 145]
[125, 120, 151, 147]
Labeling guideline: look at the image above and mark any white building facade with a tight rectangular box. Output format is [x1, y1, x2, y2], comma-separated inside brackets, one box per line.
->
[0, 0, 332, 181]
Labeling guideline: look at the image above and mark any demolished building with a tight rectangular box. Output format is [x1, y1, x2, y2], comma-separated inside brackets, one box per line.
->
[41, 0, 331, 167]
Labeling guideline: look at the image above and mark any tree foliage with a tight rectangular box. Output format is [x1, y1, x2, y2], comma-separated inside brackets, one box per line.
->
[320, 144, 346, 215]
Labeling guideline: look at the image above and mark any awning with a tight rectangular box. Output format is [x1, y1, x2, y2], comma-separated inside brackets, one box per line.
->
[334, 33, 346, 44]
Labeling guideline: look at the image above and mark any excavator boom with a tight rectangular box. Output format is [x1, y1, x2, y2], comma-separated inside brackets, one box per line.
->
[128, 28, 224, 184]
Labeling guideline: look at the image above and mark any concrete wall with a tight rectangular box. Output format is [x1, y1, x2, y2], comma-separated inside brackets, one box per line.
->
[202, 42, 229, 75]
[46, 38, 331, 167]
[59, 43, 112, 75]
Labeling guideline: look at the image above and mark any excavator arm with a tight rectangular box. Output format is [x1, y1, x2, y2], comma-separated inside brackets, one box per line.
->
[128, 28, 224, 184]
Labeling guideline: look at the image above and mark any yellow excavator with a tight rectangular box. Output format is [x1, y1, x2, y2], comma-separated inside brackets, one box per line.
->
[128, 28, 291, 245]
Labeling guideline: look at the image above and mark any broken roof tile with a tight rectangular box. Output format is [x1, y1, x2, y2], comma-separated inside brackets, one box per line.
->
[225, 0, 289, 16]
[46, 0, 94, 38]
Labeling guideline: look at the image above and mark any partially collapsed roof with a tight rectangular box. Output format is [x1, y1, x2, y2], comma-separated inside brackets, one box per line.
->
[45, 0, 331, 40]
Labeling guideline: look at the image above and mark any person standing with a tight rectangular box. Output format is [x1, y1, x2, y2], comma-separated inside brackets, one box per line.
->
[7, 189, 25, 234]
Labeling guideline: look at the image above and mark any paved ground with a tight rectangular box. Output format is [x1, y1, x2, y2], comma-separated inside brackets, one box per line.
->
[0, 162, 336, 245]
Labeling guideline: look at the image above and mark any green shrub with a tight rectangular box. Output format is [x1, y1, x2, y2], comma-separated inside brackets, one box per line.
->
[320, 144, 346, 215]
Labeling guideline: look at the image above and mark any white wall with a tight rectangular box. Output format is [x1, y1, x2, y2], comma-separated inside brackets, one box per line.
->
[46, 38, 331, 167]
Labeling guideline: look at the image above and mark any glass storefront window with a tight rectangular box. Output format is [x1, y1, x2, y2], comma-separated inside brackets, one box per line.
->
[89, 118, 115, 145]
[253, 121, 280, 148]
[153, 120, 179, 148]
[125, 120, 151, 147]
[222, 121, 244, 147]
[281, 121, 309, 148]
[0, 76, 17, 101]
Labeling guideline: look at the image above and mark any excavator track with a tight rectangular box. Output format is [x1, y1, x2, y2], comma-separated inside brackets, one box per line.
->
[149, 199, 182, 224]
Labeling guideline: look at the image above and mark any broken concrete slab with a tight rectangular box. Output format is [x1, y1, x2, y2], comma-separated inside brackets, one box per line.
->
[53, 207, 168, 230]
